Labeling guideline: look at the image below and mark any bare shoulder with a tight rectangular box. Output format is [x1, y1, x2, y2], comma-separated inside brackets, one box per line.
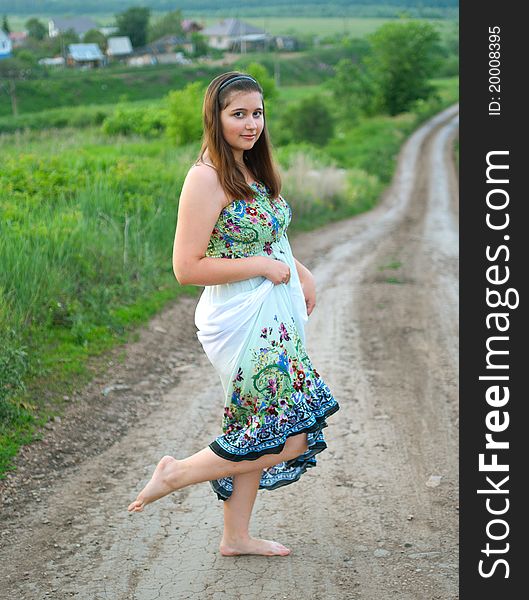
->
[179, 163, 229, 215]
[184, 163, 226, 202]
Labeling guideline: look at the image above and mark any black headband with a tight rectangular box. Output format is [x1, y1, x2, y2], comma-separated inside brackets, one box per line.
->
[218, 75, 258, 94]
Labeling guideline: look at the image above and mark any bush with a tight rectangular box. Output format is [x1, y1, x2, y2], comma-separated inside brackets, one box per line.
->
[244, 62, 277, 101]
[0, 105, 114, 133]
[279, 95, 335, 147]
[166, 81, 204, 145]
[328, 58, 377, 124]
[437, 54, 459, 78]
[326, 115, 411, 183]
[280, 151, 380, 230]
[102, 104, 168, 137]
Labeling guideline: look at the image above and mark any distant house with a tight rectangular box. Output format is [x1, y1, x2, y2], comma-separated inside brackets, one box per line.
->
[67, 43, 105, 68]
[0, 29, 12, 59]
[128, 34, 194, 67]
[9, 31, 28, 48]
[155, 52, 192, 65]
[128, 54, 156, 67]
[127, 51, 190, 67]
[49, 17, 98, 38]
[145, 34, 194, 55]
[181, 20, 203, 34]
[106, 36, 133, 60]
[274, 35, 298, 51]
[201, 18, 268, 51]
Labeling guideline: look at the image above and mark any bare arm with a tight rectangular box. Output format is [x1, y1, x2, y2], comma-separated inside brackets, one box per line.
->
[294, 257, 317, 315]
[172, 165, 290, 286]
[294, 257, 312, 282]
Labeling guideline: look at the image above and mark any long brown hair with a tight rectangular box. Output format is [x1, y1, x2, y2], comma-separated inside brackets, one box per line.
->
[198, 71, 281, 201]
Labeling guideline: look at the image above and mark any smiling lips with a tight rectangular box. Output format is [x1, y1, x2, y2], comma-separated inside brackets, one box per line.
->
[242, 134, 256, 139]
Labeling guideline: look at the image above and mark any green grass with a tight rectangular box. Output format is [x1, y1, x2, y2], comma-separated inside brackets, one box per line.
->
[379, 260, 402, 270]
[198, 16, 415, 36]
[5, 14, 457, 37]
[0, 131, 206, 475]
[0, 83, 325, 134]
[0, 50, 344, 118]
[0, 275, 200, 476]
[274, 84, 328, 103]
[432, 76, 459, 103]
[0, 63, 225, 117]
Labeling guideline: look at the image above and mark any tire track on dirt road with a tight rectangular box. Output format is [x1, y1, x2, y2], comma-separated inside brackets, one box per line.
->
[0, 105, 458, 600]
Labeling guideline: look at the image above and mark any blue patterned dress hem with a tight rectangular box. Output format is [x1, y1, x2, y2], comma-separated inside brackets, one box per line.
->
[208, 395, 339, 501]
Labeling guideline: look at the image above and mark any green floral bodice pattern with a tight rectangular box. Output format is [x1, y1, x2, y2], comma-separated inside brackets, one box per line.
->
[205, 182, 292, 259]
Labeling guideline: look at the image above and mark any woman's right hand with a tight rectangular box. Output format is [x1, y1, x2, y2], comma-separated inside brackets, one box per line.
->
[259, 257, 291, 285]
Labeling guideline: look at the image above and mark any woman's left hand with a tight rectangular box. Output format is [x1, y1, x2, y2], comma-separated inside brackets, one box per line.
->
[300, 270, 316, 316]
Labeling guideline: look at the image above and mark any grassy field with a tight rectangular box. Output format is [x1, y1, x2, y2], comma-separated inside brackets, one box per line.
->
[0, 50, 347, 118]
[6, 14, 457, 37]
[193, 16, 456, 37]
[0, 83, 328, 147]
[0, 83, 332, 133]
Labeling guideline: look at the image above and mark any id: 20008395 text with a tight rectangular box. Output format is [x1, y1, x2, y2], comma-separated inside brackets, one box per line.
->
[488, 26, 502, 116]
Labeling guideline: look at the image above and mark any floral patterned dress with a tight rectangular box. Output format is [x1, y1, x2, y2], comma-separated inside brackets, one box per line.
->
[194, 181, 340, 500]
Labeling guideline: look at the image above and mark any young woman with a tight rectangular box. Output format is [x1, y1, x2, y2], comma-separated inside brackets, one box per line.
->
[128, 72, 340, 557]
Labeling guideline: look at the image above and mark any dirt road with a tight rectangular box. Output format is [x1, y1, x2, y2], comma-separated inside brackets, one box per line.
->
[0, 105, 459, 600]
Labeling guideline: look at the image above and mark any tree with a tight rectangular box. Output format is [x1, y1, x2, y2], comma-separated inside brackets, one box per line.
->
[25, 17, 47, 41]
[365, 21, 442, 115]
[190, 32, 208, 57]
[2, 14, 10, 33]
[48, 29, 79, 57]
[147, 9, 183, 42]
[281, 95, 335, 147]
[328, 58, 377, 124]
[83, 29, 107, 51]
[166, 82, 204, 146]
[115, 7, 150, 48]
[0, 55, 35, 116]
[245, 62, 277, 101]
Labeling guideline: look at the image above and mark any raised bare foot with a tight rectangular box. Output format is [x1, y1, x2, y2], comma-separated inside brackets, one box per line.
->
[127, 455, 178, 513]
[219, 536, 291, 557]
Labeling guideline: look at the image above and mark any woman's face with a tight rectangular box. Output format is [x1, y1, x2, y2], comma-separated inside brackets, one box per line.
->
[220, 90, 264, 157]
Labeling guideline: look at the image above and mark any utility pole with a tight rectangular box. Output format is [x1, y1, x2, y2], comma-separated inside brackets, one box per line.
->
[0, 67, 30, 116]
[240, 20, 245, 54]
[60, 31, 66, 64]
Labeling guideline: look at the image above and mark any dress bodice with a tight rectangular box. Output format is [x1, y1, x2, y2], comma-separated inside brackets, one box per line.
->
[205, 182, 292, 259]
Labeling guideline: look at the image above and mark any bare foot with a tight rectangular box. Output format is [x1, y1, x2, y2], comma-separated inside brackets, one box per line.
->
[219, 536, 291, 557]
[127, 455, 178, 513]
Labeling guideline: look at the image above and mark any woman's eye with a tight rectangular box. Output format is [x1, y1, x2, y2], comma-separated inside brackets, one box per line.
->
[233, 111, 262, 118]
